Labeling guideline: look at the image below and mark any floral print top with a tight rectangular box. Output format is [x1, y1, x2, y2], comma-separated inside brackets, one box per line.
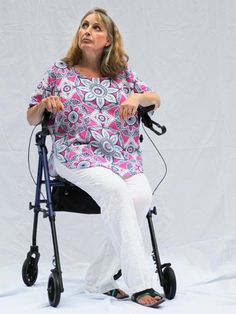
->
[29, 61, 152, 178]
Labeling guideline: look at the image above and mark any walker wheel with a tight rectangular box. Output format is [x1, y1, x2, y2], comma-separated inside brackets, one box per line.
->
[163, 266, 176, 299]
[47, 271, 61, 307]
[22, 256, 38, 286]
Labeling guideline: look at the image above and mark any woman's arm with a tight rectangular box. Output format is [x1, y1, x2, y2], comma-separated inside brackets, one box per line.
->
[119, 91, 160, 120]
[27, 102, 46, 126]
[133, 91, 160, 108]
[27, 96, 64, 126]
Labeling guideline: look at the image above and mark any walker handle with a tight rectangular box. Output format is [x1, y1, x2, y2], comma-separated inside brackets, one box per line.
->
[41, 110, 51, 135]
[138, 105, 167, 136]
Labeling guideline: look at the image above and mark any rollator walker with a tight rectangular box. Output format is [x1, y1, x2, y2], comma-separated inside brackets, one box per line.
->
[22, 105, 177, 307]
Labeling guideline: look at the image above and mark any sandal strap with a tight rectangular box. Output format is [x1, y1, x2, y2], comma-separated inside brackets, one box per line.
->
[111, 289, 118, 297]
[104, 288, 129, 299]
[104, 289, 117, 297]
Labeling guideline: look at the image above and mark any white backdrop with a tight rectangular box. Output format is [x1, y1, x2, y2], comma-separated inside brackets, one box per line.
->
[0, 0, 235, 313]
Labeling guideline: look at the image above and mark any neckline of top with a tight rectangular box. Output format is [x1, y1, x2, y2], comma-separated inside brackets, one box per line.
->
[71, 66, 110, 80]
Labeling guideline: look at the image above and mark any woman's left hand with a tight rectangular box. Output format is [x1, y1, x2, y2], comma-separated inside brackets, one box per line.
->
[119, 94, 139, 120]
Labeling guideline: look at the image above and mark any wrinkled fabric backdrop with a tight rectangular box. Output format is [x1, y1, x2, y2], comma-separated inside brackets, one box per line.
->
[0, 0, 235, 313]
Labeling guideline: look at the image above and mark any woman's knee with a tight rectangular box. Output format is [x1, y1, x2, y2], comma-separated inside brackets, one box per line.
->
[126, 174, 153, 211]
[133, 189, 152, 211]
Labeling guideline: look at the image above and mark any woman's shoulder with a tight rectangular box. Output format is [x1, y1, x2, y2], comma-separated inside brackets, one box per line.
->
[46, 60, 70, 78]
[117, 64, 136, 82]
[119, 64, 131, 76]
[54, 60, 69, 69]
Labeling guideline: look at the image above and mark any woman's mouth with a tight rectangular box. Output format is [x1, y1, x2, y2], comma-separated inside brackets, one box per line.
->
[82, 38, 92, 43]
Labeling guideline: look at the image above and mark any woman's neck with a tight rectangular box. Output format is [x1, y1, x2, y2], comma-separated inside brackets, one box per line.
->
[74, 65, 102, 78]
[75, 56, 103, 78]
[81, 52, 101, 70]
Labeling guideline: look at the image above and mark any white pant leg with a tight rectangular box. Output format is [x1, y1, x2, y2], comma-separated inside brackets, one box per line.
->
[124, 173, 153, 228]
[84, 173, 153, 293]
[54, 160, 153, 294]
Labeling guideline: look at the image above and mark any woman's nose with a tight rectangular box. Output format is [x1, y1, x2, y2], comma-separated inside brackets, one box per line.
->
[85, 27, 91, 35]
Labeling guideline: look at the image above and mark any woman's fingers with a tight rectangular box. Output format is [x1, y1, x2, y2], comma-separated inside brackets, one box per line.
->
[42, 96, 64, 114]
[119, 103, 137, 120]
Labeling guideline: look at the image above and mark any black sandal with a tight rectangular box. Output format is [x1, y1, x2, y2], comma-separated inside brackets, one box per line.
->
[131, 288, 165, 308]
[104, 288, 129, 299]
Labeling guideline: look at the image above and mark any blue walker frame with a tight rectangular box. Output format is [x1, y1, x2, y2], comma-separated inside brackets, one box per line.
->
[22, 106, 176, 307]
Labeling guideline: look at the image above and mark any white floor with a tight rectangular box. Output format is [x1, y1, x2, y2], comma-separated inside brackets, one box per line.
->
[0, 261, 235, 314]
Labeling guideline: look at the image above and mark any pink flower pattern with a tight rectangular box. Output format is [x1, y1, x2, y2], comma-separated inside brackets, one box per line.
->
[29, 61, 152, 178]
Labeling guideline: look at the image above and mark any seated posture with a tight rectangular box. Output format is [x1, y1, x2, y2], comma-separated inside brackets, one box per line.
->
[27, 8, 164, 308]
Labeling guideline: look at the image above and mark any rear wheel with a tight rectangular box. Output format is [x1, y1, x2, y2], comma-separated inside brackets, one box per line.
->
[47, 271, 61, 307]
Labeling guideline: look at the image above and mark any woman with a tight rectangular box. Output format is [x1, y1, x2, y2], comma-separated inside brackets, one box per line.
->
[27, 8, 164, 308]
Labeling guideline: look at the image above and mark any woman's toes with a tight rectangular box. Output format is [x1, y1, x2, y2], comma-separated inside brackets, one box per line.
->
[138, 295, 159, 305]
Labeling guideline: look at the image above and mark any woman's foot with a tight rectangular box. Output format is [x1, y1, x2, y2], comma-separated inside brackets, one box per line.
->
[131, 288, 165, 308]
[104, 288, 129, 299]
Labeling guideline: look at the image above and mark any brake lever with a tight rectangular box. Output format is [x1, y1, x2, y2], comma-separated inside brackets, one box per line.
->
[147, 119, 167, 136]
[138, 105, 167, 136]
[141, 114, 166, 135]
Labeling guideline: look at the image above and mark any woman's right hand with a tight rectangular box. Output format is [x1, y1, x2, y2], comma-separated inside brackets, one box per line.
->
[41, 96, 64, 114]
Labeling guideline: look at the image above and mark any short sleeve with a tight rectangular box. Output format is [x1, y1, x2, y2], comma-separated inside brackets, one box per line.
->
[124, 67, 153, 94]
[29, 63, 58, 107]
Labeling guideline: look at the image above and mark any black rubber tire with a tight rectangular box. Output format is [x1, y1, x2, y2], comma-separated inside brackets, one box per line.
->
[163, 266, 177, 300]
[47, 272, 61, 307]
[22, 257, 38, 286]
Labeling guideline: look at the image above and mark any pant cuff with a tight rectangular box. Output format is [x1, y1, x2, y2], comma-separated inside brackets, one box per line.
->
[85, 282, 119, 294]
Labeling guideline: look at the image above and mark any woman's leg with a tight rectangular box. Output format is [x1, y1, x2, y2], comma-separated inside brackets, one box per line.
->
[124, 173, 153, 227]
[85, 173, 154, 294]
[124, 174, 165, 305]
[54, 160, 154, 294]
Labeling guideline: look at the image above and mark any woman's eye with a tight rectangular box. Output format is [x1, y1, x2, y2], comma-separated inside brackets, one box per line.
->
[81, 23, 88, 29]
[94, 25, 101, 31]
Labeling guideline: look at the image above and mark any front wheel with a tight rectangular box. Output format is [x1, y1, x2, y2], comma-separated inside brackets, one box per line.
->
[47, 271, 61, 307]
[22, 256, 38, 286]
[163, 266, 176, 300]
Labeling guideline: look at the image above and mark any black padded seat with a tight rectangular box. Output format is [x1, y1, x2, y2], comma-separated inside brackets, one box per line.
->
[51, 177, 101, 214]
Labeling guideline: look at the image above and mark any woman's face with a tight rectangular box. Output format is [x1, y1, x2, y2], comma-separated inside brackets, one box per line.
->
[78, 13, 111, 56]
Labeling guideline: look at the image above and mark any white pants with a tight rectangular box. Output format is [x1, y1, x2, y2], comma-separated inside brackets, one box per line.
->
[54, 159, 154, 294]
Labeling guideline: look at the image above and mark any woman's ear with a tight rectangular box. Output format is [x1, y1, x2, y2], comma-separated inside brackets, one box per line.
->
[105, 38, 112, 47]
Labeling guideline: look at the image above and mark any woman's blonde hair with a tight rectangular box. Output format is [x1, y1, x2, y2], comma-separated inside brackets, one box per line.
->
[62, 8, 129, 77]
